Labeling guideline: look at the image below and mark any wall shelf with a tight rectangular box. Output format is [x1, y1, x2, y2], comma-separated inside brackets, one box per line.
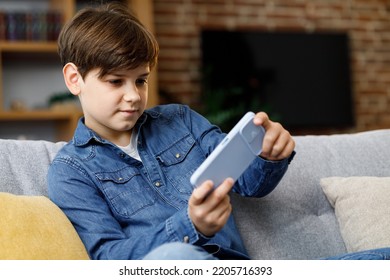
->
[0, 42, 58, 52]
[0, 110, 80, 120]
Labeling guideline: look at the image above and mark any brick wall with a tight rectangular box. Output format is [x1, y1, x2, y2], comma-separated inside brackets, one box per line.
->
[153, 0, 390, 134]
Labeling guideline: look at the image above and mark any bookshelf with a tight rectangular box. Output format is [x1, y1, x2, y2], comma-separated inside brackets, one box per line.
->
[0, 0, 158, 141]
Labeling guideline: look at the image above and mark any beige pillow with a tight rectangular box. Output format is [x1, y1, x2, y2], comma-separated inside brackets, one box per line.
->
[0, 192, 89, 260]
[320, 177, 390, 253]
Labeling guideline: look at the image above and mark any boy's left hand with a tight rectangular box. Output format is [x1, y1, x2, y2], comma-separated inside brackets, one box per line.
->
[253, 112, 295, 161]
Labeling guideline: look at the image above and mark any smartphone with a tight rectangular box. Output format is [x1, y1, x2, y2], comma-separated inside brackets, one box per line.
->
[190, 112, 265, 188]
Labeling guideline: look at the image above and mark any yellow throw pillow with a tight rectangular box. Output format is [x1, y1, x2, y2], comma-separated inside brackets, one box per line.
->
[0, 192, 89, 260]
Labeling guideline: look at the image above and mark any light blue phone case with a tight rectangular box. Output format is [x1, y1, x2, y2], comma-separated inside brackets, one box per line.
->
[190, 112, 265, 188]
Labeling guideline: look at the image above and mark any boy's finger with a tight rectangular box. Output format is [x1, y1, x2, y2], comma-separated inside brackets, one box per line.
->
[212, 178, 234, 199]
[253, 112, 269, 126]
[190, 180, 214, 205]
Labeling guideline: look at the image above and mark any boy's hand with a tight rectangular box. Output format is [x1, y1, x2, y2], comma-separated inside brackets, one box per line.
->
[254, 112, 295, 161]
[188, 178, 234, 237]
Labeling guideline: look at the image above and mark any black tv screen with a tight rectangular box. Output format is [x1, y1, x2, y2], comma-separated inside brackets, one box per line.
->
[201, 30, 354, 132]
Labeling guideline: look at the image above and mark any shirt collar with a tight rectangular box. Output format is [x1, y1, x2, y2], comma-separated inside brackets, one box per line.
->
[72, 109, 160, 147]
[72, 117, 104, 147]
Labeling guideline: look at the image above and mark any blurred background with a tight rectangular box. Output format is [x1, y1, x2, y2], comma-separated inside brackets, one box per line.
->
[0, 0, 389, 141]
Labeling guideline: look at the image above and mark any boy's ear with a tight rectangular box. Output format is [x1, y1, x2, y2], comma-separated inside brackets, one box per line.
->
[63, 63, 81, 95]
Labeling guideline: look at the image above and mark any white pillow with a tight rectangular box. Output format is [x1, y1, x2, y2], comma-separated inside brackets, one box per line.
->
[320, 176, 390, 253]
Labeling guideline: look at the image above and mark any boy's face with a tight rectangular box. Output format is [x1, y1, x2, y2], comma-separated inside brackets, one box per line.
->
[77, 65, 150, 145]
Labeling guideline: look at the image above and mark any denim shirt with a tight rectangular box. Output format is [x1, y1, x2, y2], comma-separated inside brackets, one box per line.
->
[47, 104, 293, 260]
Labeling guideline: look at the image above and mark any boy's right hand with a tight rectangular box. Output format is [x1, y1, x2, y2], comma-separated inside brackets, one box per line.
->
[188, 178, 234, 237]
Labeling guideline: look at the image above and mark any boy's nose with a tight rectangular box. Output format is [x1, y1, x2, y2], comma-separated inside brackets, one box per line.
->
[123, 85, 141, 102]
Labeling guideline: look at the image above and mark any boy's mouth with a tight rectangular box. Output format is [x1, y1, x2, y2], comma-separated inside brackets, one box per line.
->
[120, 109, 139, 117]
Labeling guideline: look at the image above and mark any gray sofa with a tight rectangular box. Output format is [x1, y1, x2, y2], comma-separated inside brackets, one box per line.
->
[1, 129, 390, 259]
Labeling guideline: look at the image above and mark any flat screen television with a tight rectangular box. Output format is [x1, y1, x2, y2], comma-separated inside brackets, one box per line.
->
[201, 30, 354, 132]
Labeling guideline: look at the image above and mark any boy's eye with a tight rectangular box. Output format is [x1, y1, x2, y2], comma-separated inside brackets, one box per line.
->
[109, 79, 123, 85]
[136, 78, 148, 85]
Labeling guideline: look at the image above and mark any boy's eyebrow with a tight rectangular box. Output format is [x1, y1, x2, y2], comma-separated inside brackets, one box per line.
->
[110, 71, 150, 77]
[139, 72, 150, 77]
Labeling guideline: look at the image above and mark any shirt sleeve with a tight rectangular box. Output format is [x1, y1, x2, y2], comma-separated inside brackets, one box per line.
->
[234, 152, 295, 197]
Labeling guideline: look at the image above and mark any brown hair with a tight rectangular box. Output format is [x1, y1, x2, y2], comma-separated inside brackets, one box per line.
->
[58, 2, 159, 79]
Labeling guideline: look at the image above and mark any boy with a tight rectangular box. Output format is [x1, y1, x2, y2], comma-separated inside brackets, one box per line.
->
[48, 2, 295, 260]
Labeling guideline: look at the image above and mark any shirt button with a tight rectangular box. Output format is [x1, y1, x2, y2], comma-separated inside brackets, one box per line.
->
[155, 181, 161, 187]
[175, 153, 181, 158]
[183, 236, 189, 243]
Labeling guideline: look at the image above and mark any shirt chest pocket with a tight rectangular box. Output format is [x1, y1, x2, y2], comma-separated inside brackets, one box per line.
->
[156, 134, 203, 195]
[96, 167, 157, 219]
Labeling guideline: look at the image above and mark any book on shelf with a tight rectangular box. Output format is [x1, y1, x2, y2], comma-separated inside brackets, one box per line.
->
[0, 10, 62, 42]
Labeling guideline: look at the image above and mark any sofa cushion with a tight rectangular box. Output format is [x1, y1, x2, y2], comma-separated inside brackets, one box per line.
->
[0, 192, 89, 260]
[233, 129, 390, 259]
[0, 139, 65, 196]
[320, 176, 390, 253]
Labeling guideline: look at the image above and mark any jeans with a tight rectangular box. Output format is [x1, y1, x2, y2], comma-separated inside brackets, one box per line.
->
[324, 247, 390, 260]
[143, 243, 390, 260]
[143, 242, 218, 260]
